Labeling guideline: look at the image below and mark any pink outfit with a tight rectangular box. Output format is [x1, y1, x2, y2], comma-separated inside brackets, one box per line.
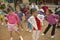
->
[7, 12, 19, 24]
[7, 12, 19, 31]
[8, 23, 18, 31]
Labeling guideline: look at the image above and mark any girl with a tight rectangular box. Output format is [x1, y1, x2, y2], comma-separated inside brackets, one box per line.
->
[55, 7, 60, 28]
[6, 8, 23, 40]
[16, 6, 24, 31]
[25, 10, 32, 32]
[0, 6, 4, 25]
[42, 5, 48, 14]
[42, 9, 59, 38]
[28, 9, 44, 40]
[38, 5, 44, 15]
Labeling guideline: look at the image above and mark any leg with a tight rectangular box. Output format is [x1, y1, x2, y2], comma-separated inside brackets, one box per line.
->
[13, 24, 23, 40]
[43, 24, 51, 34]
[8, 24, 13, 40]
[15, 31, 23, 40]
[32, 30, 37, 40]
[27, 21, 32, 30]
[10, 31, 13, 40]
[28, 22, 32, 30]
[10, 31, 12, 37]
[20, 22, 23, 29]
[51, 24, 56, 36]
[35, 30, 40, 40]
[57, 23, 60, 28]
[15, 31, 20, 35]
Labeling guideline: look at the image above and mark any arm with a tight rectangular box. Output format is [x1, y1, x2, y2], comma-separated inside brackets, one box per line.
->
[15, 14, 20, 27]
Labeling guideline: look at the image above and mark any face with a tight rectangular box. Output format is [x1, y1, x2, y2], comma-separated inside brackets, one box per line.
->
[33, 11, 38, 17]
[39, 5, 42, 9]
[8, 10, 13, 14]
[46, 9, 50, 15]
[16, 6, 20, 11]
[16, 8, 20, 12]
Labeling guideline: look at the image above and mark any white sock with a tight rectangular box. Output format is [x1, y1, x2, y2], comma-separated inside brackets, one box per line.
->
[2, 22, 4, 25]
[10, 37, 13, 40]
[20, 36, 23, 40]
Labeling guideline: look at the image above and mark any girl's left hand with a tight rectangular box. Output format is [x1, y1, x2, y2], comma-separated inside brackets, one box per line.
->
[55, 19, 59, 23]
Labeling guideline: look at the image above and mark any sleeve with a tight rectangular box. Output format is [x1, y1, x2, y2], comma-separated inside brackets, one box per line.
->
[38, 14, 44, 26]
[52, 14, 59, 19]
[5, 14, 8, 20]
[44, 16, 47, 21]
[38, 14, 44, 21]
[15, 14, 20, 23]
[28, 17, 38, 30]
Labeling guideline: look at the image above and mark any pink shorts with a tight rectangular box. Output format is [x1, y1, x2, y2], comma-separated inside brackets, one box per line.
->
[8, 23, 18, 31]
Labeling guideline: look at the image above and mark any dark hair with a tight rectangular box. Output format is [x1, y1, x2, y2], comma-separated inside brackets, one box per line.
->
[7, 8, 12, 12]
[47, 9, 53, 13]
[31, 8, 37, 14]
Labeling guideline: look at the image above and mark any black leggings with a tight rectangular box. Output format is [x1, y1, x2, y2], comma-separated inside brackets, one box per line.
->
[43, 24, 56, 36]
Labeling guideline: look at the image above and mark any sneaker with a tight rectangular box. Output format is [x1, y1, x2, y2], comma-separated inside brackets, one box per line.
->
[1, 23, 4, 25]
[20, 36, 23, 40]
[51, 36, 54, 39]
[10, 37, 13, 40]
[21, 29, 23, 31]
[26, 29, 29, 32]
[42, 33, 45, 36]
[29, 30, 32, 32]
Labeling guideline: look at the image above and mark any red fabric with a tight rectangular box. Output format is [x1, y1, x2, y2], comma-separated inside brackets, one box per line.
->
[33, 17, 41, 30]
[42, 6, 48, 13]
[24, 7, 28, 15]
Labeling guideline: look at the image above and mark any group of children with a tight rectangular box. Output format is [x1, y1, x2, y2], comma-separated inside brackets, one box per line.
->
[0, 3, 60, 40]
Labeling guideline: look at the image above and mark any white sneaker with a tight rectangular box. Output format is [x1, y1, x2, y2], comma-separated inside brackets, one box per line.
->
[10, 37, 13, 40]
[29, 30, 32, 32]
[42, 33, 45, 36]
[1, 23, 4, 25]
[51, 36, 54, 39]
[20, 36, 23, 40]
[21, 29, 23, 31]
[26, 29, 29, 32]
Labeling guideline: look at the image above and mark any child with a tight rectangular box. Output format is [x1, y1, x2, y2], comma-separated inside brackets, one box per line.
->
[38, 5, 44, 15]
[0, 6, 4, 25]
[42, 5, 48, 14]
[42, 9, 59, 38]
[28, 9, 44, 40]
[55, 7, 60, 28]
[25, 10, 32, 32]
[6, 8, 23, 40]
[16, 6, 24, 31]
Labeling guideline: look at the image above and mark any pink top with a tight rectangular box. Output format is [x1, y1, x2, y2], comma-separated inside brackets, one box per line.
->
[7, 12, 19, 24]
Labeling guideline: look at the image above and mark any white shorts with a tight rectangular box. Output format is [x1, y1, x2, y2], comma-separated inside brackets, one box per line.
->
[8, 23, 18, 31]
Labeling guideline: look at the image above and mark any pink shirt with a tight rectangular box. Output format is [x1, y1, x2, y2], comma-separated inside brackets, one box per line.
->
[7, 12, 19, 24]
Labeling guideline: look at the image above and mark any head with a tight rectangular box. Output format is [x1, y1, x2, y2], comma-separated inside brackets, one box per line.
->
[0, 6, 2, 14]
[46, 9, 53, 15]
[31, 9, 38, 17]
[7, 8, 13, 14]
[16, 6, 20, 12]
[32, 3, 36, 5]
[38, 5, 42, 9]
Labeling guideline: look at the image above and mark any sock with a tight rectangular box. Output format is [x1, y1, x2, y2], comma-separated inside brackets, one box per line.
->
[10, 37, 13, 40]
[19, 36, 23, 40]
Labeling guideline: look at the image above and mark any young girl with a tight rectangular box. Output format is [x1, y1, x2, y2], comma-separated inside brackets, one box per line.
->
[0, 6, 4, 25]
[42, 9, 59, 38]
[25, 10, 32, 32]
[28, 9, 44, 40]
[16, 6, 24, 31]
[6, 8, 23, 40]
